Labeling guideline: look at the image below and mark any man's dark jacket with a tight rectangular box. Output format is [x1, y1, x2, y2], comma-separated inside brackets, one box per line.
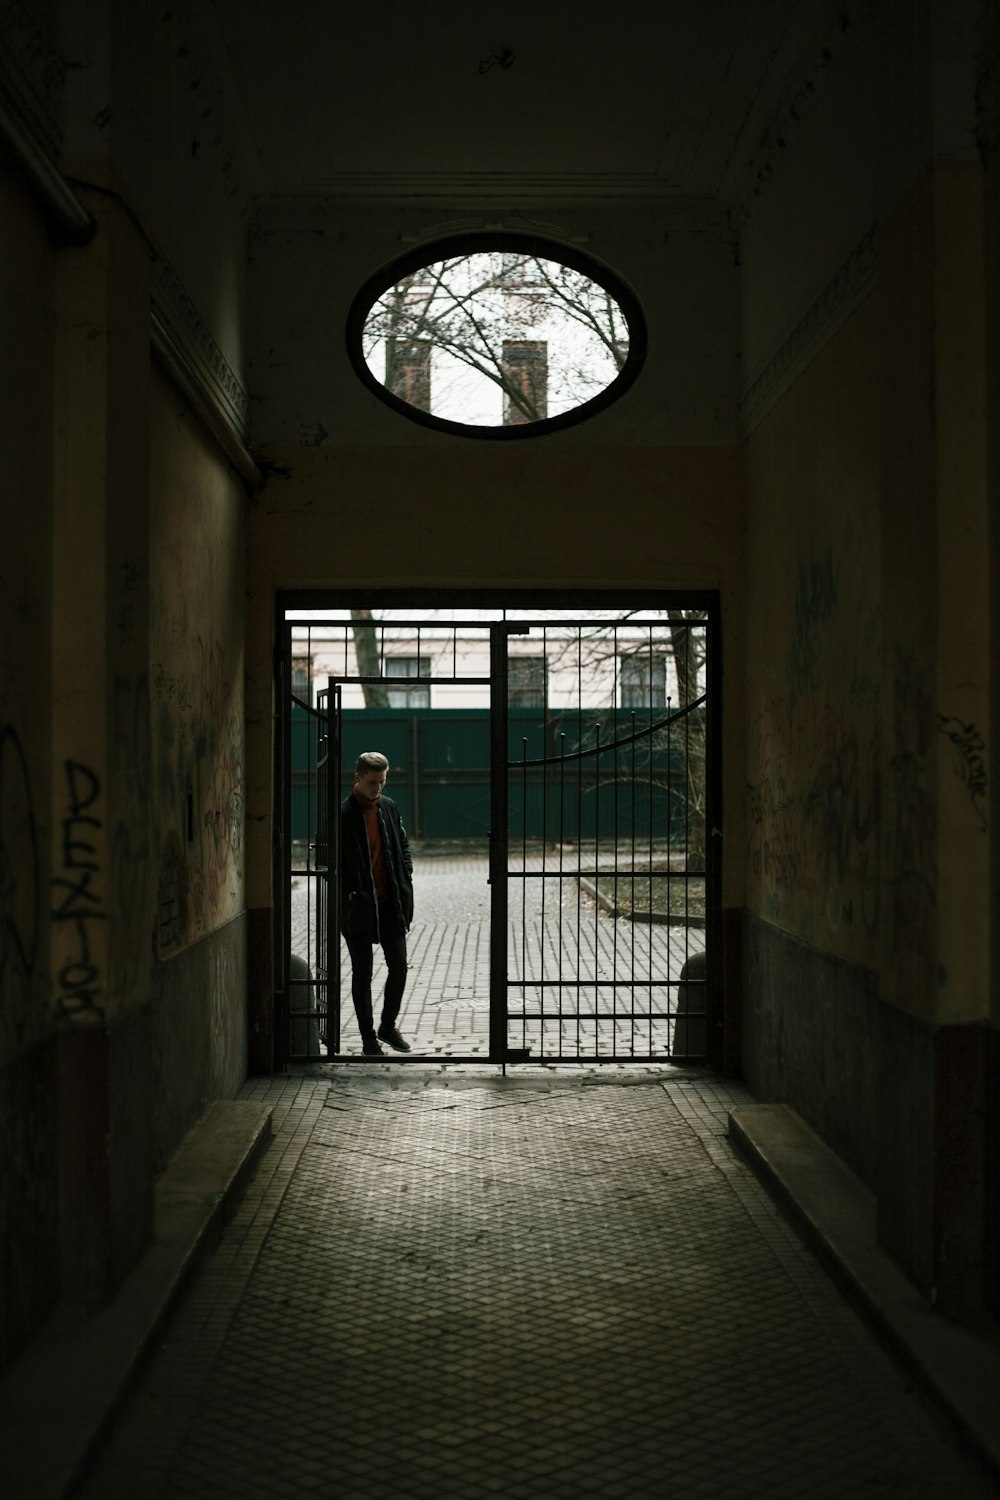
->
[340, 791, 413, 941]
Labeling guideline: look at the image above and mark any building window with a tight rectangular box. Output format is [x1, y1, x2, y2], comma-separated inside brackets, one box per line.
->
[502, 340, 548, 425]
[384, 655, 431, 708]
[620, 654, 668, 709]
[385, 336, 431, 412]
[509, 655, 546, 709]
[291, 657, 312, 705]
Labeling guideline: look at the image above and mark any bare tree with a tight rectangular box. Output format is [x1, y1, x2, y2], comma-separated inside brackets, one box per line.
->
[365, 252, 630, 424]
[667, 612, 708, 871]
[350, 609, 390, 709]
[542, 613, 708, 868]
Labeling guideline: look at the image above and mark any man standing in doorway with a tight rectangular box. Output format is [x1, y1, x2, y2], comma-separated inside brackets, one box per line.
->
[340, 751, 414, 1056]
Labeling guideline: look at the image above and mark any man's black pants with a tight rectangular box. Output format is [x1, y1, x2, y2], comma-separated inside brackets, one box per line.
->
[344, 904, 407, 1045]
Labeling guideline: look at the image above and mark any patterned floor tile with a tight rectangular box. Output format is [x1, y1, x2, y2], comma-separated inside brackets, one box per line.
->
[79, 1074, 995, 1499]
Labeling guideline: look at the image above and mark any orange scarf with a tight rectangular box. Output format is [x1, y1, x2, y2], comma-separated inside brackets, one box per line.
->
[355, 787, 390, 902]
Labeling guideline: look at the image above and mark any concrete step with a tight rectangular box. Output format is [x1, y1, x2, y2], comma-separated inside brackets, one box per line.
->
[0, 1098, 273, 1500]
[729, 1103, 1000, 1484]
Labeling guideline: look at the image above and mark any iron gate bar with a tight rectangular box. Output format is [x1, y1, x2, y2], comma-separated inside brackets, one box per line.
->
[507, 981, 680, 990]
[316, 687, 328, 1057]
[507, 696, 707, 768]
[277, 620, 294, 1068]
[594, 720, 602, 1045]
[491, 624, 525, 1062]
[347, 675, 491, 685]
[309, 616, 706, 625]
[519, 740, 527, 1057]
[504, 629, 709, 1064]
[330, 683, 342, 1057]
[510, 1010, 679, 1019]
[503, 870, 700, 879]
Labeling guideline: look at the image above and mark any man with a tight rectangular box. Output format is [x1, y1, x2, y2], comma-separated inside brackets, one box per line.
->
[340, 751, 414, 1056]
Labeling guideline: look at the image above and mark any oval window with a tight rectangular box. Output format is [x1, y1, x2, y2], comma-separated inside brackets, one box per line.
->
[347, 236, 645, 438]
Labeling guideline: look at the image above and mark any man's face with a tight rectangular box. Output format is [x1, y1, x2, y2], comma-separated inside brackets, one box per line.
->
[356, 768, 387, 802]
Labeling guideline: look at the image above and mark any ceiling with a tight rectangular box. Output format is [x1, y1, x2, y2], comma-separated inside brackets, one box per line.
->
[203, 0, 831, 205]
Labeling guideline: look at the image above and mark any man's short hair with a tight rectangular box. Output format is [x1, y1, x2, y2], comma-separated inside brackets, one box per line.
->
[355, 751, 389, 776]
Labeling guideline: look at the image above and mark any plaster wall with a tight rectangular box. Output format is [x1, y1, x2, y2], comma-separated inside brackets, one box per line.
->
[742, 288, 884, 1190]
[0, 156, 54, 1063]
[0, 142, 250, 1357]
[148, 368, 248, 1162]
[58, 0, 249, 379]
[977, 41, 999, 1318]
[741, 133, 994, 1306]
[0, 154, 59, 1368]
[744, 296, 881, 968]
[737, 2, 944, 386]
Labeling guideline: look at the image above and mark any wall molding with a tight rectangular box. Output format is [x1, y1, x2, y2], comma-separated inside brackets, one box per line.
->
[739, 225, 879, 437]
[150, 293, 262, 491]
[149, 250, 262, 490]
[149, 254, 251, 436]
[266, 171, 694, 204]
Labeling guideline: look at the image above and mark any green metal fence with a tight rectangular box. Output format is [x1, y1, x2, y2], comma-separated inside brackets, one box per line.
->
[293, 705, 694, 844]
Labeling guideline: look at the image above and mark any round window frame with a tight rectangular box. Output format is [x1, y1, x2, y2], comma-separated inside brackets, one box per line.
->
[345, 233, 647, 439]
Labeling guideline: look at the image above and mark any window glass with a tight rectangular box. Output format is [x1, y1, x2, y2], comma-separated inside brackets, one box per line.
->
[384, 655, 431, 708]
[349, 237, 644, 437]
[509, 655, 546, 709]
[291, 657, 312, 705]
[620, 654, 667, 709]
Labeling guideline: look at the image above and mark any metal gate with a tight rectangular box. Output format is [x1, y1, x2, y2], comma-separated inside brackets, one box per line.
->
[279, 611, 715, 1066]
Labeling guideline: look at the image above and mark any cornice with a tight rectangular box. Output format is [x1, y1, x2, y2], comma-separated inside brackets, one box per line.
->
[251, 190, 728, 242]
[265, 171, 692, 204]
[739, 225, 879, 437]
[149, 253, 261, 490]
[149, 253, 250, 435]
[150, 303, 261, 491]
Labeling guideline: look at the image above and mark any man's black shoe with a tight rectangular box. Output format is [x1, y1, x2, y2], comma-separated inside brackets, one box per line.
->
[362, 1037, 384, 1056]
[377, 1025, 411, 1053]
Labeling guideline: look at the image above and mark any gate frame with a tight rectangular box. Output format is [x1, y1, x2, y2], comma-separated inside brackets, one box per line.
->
[272, 590, 723, 1071]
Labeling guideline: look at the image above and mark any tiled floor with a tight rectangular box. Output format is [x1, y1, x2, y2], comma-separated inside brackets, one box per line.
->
[80, 1071, 995, 1499]
[290, 851, 705, 1060]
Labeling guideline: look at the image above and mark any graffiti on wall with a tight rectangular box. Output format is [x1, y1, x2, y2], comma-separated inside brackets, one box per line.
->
[111, 672, 152, 1004]
[0, 723, 40, 1054]
[747, 685, 881, 939]
[190, 636, 244, 920]
[157, 830, 188, 953]
[887, 646, 936, 960]
[747, 546, 881, 944]
[937, 714, 988, 831]
[803, 697, 880, 934]
[51, 760, 107, 1023]
[787, 550, 838, 702]
[152, 634, 243, 955]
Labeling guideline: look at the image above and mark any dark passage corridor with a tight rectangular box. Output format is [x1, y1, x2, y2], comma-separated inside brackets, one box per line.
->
[79, 1072, 992, 1499]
